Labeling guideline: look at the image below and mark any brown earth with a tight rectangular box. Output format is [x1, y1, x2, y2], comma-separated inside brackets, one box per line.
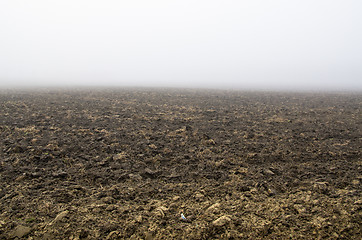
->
[0, 88, 361, 239]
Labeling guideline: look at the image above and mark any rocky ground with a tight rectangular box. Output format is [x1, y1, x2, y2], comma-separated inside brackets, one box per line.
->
[0, 88, 361, 239]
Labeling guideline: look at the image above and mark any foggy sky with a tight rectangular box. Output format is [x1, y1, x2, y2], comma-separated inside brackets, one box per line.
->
[0, 0, 361, 91]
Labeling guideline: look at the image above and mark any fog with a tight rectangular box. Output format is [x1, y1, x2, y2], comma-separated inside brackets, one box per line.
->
[1, 0, 361, 91]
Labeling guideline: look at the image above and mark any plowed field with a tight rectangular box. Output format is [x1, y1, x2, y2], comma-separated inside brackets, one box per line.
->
[0, 89, 361, 239]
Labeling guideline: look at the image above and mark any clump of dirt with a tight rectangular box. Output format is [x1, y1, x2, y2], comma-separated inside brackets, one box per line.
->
[0, 88, 361, 239]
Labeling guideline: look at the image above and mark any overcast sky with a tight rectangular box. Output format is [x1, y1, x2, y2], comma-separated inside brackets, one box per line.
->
[0, 0, 361, 91]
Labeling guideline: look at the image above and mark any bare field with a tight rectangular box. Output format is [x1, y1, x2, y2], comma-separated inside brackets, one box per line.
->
[0, 89, 361, 239]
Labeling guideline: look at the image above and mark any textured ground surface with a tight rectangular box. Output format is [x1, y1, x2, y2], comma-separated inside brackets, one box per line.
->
[0, 89, 361, 239]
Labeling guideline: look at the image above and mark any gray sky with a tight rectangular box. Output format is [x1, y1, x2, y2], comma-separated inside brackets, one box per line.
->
[0, 0, 361, 91]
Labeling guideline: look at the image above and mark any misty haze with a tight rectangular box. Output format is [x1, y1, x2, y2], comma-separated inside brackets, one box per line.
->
[1, 0, 361, 91]
[0, 1, 361, 239]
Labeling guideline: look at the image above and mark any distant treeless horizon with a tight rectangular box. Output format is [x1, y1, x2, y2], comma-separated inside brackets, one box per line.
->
[0, 0, 361, 91]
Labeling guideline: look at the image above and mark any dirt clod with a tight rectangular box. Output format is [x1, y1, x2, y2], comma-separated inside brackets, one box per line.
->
[10, 225, 31, 238]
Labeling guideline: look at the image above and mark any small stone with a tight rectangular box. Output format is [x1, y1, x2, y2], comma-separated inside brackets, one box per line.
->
[135, 215, 142, 223]
[212, 216, 231, 227]
[15, 174, 26, 182]
[172, 196, 180, 201]
[267, 188, 277, 196]
[329, 166, 337, 171]
[149, 144, 157, 149]
[263, 169, 275, 175]
[10, 225, 31, 238]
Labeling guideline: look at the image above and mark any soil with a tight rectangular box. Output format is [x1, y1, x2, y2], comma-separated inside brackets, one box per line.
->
[0, 88, 361, 239]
